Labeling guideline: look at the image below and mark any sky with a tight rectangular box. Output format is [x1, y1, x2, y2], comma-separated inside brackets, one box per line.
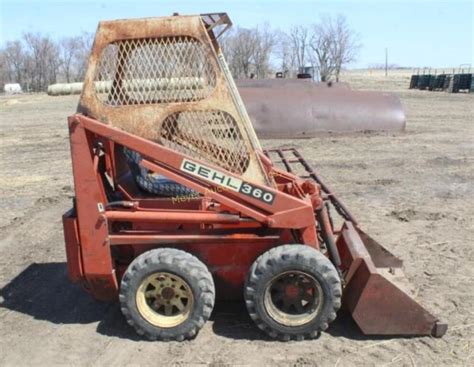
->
[0, 0, 472, 69]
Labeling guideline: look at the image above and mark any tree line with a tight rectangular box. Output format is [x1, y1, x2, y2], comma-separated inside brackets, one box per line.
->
[0, 32, 93, 92]
[222, 15, 360, 81]
[0, 14, 359, 92]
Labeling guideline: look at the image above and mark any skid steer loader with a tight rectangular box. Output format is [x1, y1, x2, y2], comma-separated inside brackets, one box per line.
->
[62, 13, 447, 341]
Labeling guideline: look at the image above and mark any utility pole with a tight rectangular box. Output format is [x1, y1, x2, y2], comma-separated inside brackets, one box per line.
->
[385, 48, 388, 77]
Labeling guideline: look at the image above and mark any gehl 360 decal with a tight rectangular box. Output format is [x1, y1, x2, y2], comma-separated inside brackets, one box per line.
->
[180, 159, 275, 205]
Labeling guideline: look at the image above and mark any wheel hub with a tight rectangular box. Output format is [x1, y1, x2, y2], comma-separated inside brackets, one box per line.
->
[284, 284, 300, 299]
[161, 287, 175, 300]
[136, 272, 194, 328]
[264, 271, 324, 327]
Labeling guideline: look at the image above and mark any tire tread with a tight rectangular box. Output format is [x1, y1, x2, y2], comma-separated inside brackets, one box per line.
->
[244, 244, 341, 341]
[119, 248, 215, 341]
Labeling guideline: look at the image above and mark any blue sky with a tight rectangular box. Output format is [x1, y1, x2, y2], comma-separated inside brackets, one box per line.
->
[0, 0, 472, 69]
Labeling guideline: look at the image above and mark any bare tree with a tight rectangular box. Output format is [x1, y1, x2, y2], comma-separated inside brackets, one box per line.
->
[288, 25, 310, 69]
[23, 32, 60, 91]
[221, 25, 277, 79]
[310, 19, 335, 82]
[1, 31, 92, 91]
[3, 41, 26, 86]
[329, 15, 360, 81]
[74, 32, 94, 81]
[0, 50, 7, 89]
[274, 30, 296, 75]
[221, 27, 257, 78]
[252, 24, 276, 78]
[280, 15, 360, 82]
[59, 36, 81, 83]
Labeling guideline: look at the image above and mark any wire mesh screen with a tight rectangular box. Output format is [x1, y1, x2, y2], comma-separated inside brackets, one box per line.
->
[160, 110, 250, 174]
[94, 36, 217, 105]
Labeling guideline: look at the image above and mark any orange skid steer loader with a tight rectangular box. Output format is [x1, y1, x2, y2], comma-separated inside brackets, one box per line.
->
[62, 13, 447, 341]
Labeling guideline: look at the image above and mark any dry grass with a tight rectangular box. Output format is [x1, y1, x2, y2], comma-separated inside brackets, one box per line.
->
[0, 70, 473, 366]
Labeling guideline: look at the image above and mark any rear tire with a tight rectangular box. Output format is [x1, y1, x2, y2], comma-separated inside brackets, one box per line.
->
[119, 248, 215, 341]
[244, 244, 341, 341]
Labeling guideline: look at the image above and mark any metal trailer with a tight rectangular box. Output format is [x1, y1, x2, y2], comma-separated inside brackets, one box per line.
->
[431, 74, 448, 91]
[451, 74, 473, 93]
[409, 74, 419, 89]
[417, 74, 434, 90]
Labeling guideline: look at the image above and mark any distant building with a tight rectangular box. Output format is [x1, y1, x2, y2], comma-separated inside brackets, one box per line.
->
[4, 83, 22, 94]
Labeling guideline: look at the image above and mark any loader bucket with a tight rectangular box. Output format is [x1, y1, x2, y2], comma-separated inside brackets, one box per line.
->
[337, 222, 447, 337]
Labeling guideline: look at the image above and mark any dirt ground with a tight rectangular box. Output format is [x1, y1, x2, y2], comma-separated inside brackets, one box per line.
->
[0, 70, 473, 366]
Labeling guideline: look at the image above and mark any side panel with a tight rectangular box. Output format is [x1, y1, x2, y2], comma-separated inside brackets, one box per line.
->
[128, 241, 280, 300]
[62, 210, 83, 283]
[68, 118, 118, 301]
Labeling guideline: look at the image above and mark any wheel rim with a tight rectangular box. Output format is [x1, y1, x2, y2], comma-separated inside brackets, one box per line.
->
[264, 270, 324, 327]
[136, 272, 194, 328]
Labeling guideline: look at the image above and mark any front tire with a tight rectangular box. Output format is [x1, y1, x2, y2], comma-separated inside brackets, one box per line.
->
[244, 244, 342, 341]
[119, 248, 215, 341]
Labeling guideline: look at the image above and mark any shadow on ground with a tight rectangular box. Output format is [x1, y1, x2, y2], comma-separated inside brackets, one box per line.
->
[0, 262, 374, 342]
[0, 262, 137, 340]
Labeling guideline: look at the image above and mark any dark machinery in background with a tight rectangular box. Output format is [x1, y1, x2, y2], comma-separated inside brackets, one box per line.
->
[409, 65, 473, 93]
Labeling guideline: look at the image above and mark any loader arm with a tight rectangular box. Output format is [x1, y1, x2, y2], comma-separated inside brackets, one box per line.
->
[265, 147, 447, 337]
[73, 114, 318, 232]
